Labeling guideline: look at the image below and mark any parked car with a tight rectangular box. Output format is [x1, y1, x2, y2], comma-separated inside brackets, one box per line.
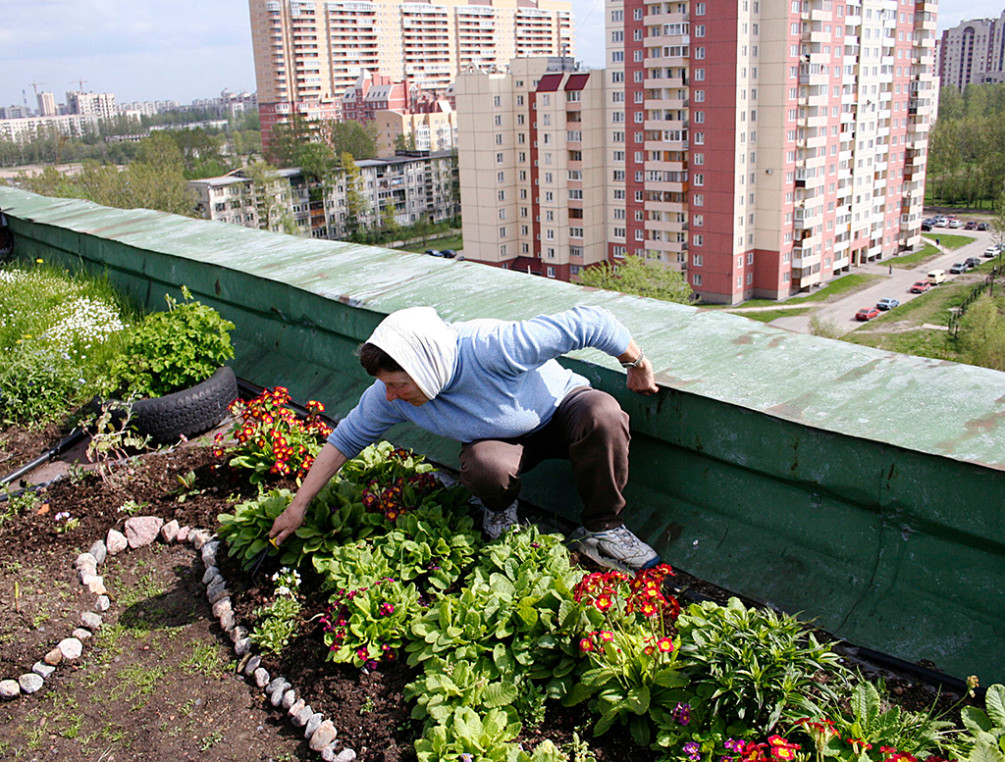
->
[947, 219, 962, 229]
[439, 249, 458, 259]
[876, 298, 900, 310]
[977, 222, 990, 231]
[856, 307, 881, 321]
[934, 217, 949, 227]
[926, 269, 946, 285]
[965, 257, 983, 269]
[910, 281, 931, 293]
[425, 249, 445, 257]
[965, 221, 977, 230]
[983, 246, 999, 258]
[921, 222, 932, 231]
[950, 262, 968, 274]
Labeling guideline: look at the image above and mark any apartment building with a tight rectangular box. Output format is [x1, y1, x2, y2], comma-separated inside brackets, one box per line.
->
[189, 151, 459, 240]
[458, 0, 936, 304]
[457, 57, 607, 278]
[65, 91, 118, 120]
[0, 114, 100, 144]
[940, 13, 1005, 89]
[249, 0, 574, 149]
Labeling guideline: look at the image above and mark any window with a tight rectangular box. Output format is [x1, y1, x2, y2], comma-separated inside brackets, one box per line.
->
[693, 193, 703, 206]
[493, 96, 501, 107]
[694, 68, 705, 81]
[499, 226, 507, 237]
[692, 234, 703, 246]
[570, 226, 583, 237]
[496, 153, 504, 164]
[693, 273, 702, 286]
[695, 25, 705, 37]
[695, 2, 705, 13]
[694, 173, 704, 185]
[692, 254, 703, 266]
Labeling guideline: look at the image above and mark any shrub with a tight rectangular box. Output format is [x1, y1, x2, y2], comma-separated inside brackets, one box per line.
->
[104, 286, 234, 399]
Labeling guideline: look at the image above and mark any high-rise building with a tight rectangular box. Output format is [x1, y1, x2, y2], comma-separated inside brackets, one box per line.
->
[65, 91, 118, 120]
[458, 0, 937, 304]
[249, 0, 574, 150]
[940, 12, 1005, 90]
[37, 91, 57, 117]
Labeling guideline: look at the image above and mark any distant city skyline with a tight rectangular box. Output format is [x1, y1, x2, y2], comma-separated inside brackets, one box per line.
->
[0, 0, 996, 111]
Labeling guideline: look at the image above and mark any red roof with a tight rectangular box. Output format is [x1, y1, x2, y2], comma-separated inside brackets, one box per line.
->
[564, 73, 590, 91]
[536, 74, 562, 92]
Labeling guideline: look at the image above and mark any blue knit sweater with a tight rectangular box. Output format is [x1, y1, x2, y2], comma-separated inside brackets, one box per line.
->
[327, 306, 632, 459]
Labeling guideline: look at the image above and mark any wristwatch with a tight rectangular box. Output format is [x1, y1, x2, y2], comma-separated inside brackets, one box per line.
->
[620, 349, 646, 369]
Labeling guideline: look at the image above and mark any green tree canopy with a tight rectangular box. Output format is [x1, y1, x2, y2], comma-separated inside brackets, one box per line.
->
[579, 255, 695, 304]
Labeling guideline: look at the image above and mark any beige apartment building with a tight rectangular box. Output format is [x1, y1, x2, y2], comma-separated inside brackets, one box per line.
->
[458, 0, 937, 303]
[250, 0, 574, 149]
[457, 57, 607, 279]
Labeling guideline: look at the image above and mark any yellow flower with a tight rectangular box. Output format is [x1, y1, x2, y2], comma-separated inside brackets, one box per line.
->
[36, 258, 44, 264]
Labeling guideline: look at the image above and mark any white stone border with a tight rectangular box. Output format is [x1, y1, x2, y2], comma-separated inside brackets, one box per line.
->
[0, 516, 357, 762]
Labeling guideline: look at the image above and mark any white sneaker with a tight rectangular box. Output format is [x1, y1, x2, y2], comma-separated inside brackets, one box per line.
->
[481, 500, 519, 540]
[567, 525, 660, 573]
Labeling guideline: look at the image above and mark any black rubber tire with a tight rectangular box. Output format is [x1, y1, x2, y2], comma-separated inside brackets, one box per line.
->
[131, 366, 238, 444]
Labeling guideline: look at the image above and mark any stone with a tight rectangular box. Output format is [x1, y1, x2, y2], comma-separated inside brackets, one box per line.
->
[176, 526, 191, 543]
[94, 595, 111, 612]
[310, 720, 338, 752]
[160, 519, 180, 543]
[58, 637, 83, 660]
[105, 529, 128, 555]
[219, 611, 235, 631]
[201, 540, 220, 565]
[281, 688, 298, 710]
[293, 705, 314, 726]
[32, 662, 55, 679]
[0, 680, 19, 700]
[81, 574, 106, 596]
[229, 625, 247, 643]
[211, 598, 232, 618]
[125, 516, 164, 549]
[234, 637, 251, 657]
[244, 655, 261, 676]
[74, 552, 97, 570]
[88, 540, 107, 564]
[333, 749, 357, 762]
[304, 713, 323, 739]
[81, 612, 103, 630]
[266, 677, 287, 696]
[71, 628, 92, 642]
[253, 667, 270, 689]
[18, 673, 44, 694]
[270, 682, 290, 707]
[77, 565, 97, 583]
[321, 744, 339, 761]
[43, 648, 62, 666]
[288, 697, 306, 717]
[206, 578, 226, 602]
[201, 566, 219, 585]
[191, 529, 212, 549]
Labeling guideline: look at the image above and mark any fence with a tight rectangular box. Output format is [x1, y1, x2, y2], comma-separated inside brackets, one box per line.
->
[948, 263, 1002, 337]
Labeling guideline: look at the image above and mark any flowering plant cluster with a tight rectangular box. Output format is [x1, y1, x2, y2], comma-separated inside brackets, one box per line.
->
[361, 469, 440, 522]
[219, 386, 332, 484]
[320, 575, 420, 668]
[249, 567, 304, 657]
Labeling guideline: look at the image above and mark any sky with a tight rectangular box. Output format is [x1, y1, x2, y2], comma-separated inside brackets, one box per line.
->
[0, 0, 1000, 110]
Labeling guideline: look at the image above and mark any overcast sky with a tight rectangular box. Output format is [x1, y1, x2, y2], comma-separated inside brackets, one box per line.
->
[0, 0, 998, 110]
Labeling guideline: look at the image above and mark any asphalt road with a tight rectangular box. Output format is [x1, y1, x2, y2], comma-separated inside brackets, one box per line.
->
[766, 229, 998, 335]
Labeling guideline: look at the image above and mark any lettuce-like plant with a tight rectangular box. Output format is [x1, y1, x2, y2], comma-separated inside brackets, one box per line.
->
[321, 575, 420, 667]
[955, 683, 1005, 762]
[413, 707, 522, 762]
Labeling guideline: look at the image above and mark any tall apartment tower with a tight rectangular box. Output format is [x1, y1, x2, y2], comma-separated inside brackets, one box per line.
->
[65, 91, 118, 120]
[940, 13, 1005, 89]
[608, 0, 936, 303]
[249, 0, 574, 149]
[459, 0, 936, 303]
[37, 91, 57, 117]
[457, 58, 608, 278]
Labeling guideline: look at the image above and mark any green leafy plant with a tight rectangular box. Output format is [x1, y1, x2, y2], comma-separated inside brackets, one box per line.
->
[104, 286, 234, 399]
[675, 597, 848, 733]
[217, 386, 332, 483]
[84, 400, 153, 483]
[954, 683, 1005, 762]
[563, 565, 687, 745]
[322, 575, 421, 667]
[249, 568, 304, 656]
[217, 488, 293, 567]
[118, 499, 150, 516]
[413, 706, 522, 762]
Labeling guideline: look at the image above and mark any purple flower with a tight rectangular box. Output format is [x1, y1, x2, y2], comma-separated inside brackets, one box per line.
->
[673, 702, 692, 726]
[721, 757, 734, 762]
[684, 741, 701, 761]
[460, 755, 474, 762]
[365, 659, 378, 670]
[724, 739, 740, 752]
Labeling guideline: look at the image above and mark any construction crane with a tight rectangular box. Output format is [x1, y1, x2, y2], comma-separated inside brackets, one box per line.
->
[28, 81, 45, 95]
[68, 78, 88, 92]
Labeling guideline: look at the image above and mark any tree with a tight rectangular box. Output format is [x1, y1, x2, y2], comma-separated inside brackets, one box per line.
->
[957, 295, 1005, 371]
[579, 255, 694, 304]
[244, 160, 297, 234]
[329, 120, 378, 161]
[340, 151, 370, 239]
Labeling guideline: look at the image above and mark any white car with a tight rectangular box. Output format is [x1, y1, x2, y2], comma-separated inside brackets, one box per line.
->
[947, 219, 962, 229]
[983, 246, 1000, 258]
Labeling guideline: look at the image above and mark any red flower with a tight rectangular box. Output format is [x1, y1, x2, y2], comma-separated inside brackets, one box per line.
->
[657, 637, 674, 653]
[579, 638, 594, 652]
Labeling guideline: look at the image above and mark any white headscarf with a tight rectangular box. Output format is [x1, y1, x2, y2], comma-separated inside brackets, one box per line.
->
[367, 307, 457, 400]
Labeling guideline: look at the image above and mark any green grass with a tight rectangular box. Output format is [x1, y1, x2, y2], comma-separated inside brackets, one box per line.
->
[717, 273, 881, 309]
[889, 244, 941, 269]
[732, 307, 812, 323]
[396, 233, 463, 254]
[922, 233, 974, 250]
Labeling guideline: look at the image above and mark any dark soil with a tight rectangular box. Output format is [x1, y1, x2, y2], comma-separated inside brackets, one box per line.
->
[0, 424, 965, 761]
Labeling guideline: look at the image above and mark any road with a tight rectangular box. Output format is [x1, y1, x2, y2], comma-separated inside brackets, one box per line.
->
[752, 229, 997, 335]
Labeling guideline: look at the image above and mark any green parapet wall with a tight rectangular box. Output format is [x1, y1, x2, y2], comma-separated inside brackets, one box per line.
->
[2, 187, 1003, 683]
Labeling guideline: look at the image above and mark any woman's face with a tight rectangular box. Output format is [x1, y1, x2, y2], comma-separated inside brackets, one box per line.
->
[376, 370, 429, 406]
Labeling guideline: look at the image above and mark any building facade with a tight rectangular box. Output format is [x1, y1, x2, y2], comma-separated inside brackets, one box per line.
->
[249, 0, 573, 149]
[939, 13, 1005, 90]
[458, 0, 937, 304]
[65, 91, 118, 120]
[190, 150, 459, 240]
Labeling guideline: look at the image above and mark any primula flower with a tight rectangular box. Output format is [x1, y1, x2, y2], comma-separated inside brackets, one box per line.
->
[767, 736, 801, 761]
[594, 595, 614, 612]
[579, 637, 594, 652]
[673, 702, 690, 725]
[684, 741, 702, 761]
[657, 637, 674, 653]
[598, 630, 613, 642]
[378, 602, 395, 616]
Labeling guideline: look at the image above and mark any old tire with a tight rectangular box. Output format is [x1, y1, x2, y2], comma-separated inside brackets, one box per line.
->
[131, 366, 238, 444]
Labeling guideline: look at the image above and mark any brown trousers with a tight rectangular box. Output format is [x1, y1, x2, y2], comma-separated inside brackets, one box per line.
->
[458, 387, 630, 531]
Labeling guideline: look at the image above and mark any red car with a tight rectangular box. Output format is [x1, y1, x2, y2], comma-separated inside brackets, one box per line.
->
[856, 307, 880, 321]
[910, 281, 931, 294]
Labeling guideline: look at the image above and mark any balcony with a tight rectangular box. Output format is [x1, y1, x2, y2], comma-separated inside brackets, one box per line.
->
[1, 187, 1003, 685]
